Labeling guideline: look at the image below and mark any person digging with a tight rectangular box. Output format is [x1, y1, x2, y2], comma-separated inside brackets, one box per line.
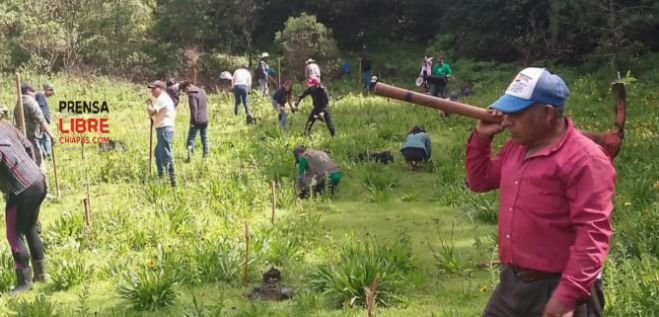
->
[293, 146, 343, 199]
[0, 105, 49, 296]
[294, 76, 336, 137]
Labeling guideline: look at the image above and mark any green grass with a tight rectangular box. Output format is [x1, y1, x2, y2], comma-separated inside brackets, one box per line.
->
[0, 64, 657, 316]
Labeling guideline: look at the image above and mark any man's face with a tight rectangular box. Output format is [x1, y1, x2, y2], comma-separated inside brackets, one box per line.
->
[438, 58, 444, 65]
[151, 87, 161, 98]
[45, 90, 54, 97]
[500, 104, 555, 146]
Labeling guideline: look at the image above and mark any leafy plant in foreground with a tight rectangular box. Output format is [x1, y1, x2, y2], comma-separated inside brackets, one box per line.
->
[0, 248, 15, 293]
[309, 235, 415, 308]
[50, 255, 93, 291]
[6, 293, 61, 317]
[118, 266, 177, 311]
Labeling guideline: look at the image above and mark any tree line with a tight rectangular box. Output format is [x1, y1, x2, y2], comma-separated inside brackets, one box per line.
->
[1, 0, 657, 81]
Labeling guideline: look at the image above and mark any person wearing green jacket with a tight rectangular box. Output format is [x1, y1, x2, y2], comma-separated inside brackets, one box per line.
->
[293, 146, 343, 198]
[400, 125, 432, 170]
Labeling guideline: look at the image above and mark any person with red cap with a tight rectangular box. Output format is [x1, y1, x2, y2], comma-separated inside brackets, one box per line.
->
[294, 76, 336, 137]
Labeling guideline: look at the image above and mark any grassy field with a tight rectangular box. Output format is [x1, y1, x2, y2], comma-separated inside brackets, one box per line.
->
[0, 65, 657, 316]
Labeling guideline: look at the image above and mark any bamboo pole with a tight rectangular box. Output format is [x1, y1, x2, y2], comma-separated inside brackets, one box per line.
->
[51, 138, 60, 198]
[15, 73, 26, 135]
[271, 181, 277, 225]
[278, 57, 281, 88]
[243, 222, 251, 286]
[83, 198, 91, 227]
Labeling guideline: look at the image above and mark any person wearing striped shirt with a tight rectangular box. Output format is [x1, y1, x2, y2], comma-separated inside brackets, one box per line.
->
[0, 108, 49, 296]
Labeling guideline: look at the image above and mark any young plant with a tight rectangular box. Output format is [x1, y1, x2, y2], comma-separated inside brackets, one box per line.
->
[118, 265, 178, 311]
[0, 248, 15, 293]
[49, 256, 93, 291]
[309, 235, 415, 308]
[427, 223, 464, 275]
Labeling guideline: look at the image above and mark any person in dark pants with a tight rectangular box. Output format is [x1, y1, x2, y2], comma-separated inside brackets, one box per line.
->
[295, 77, 336, 137]
[293, 146, 343, 198]
[166, 78, 181, 108]
[180, 81, 210, 161]
[360, 54, 372, 90]
[400, 125, 432, 170]
[466, 67, 616, 317]
[35, 83, 54, 160]
[232, 65, 255, 125]
[0, 109, 48, 296]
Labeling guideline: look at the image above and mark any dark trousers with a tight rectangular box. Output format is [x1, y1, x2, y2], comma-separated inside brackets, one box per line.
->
[304, 107, 335, 136]
[5, 176, 47, 270]
[187, 123, 209, 157]
[431, 82, 448, 98]
[483, 266, 604, 317]
[401, 147, 429, 163]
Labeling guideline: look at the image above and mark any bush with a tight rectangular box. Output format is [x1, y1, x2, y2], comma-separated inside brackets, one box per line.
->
[118, 266, 178, 311]
[309, 235, 415, 308]
[275, 13, 340, 80]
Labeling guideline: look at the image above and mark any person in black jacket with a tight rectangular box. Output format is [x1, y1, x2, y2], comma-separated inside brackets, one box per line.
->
[166, 78, 181, 108]
[180, 81, 210, 161]
[294, 77, 336, 137]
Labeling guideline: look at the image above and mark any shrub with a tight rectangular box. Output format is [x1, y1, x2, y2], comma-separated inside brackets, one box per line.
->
[309, 235, 415, 308]
[118, 266, 178, 311]
[6, 294, 61, 317]
[275, 13, 340, 80]
[50, 255, 93, 291]
[0, 249, 15, 293]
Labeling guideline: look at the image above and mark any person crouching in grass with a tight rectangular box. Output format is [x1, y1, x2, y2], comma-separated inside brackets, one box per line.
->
[272, 80, 295, 131]
[400, 125, 432, 170]
[293, 146, 343, 198]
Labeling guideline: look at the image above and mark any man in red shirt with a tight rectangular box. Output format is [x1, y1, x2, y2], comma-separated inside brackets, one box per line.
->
[465, 67, 617, 317]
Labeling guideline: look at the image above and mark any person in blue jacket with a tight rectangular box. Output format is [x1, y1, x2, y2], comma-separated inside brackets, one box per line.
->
[400, 125, 432, 169]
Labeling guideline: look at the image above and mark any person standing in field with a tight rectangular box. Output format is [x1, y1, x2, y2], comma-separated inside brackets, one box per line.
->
[256, 52, 271, 96]
[35, 83, 55, 160]
[400, 125, 432, 170]
[232, 65, 255, 125]
[0, 105, 49, 296]
[419, 56, 433, 93]
[360, 54, 373, 90]
[305, 58, 321, 80]
[14, 83, 54, 174]
[180, 81, 210, 161]
[295, 76, 336, 137]
[166, 78, 181, 108]
[272, 80, 295, 131]
[146, 80, 177, 187]
[465, 67, 616, 317]
[430, 56, 453, 99]
[293, 146, 343, 198]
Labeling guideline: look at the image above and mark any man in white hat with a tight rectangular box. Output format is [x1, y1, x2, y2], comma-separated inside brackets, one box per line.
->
[305, 58, 321, 81]
[257, 52, 271, 96]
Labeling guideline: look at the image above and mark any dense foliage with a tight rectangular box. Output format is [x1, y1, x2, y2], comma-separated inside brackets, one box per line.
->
[1, 0, 658, 80]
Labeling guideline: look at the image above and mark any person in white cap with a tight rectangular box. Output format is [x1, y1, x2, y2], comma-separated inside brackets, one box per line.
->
[146, 80, 177, 187]
[466, 67, 616, 317]
[305, 58, 321, 81]
[256, 52, 271, 96]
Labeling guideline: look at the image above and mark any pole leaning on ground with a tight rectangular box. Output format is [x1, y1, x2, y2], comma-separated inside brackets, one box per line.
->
[370, 80, 627, 160]
[149, 118, 154, 175]
[15, 73, 27, 135]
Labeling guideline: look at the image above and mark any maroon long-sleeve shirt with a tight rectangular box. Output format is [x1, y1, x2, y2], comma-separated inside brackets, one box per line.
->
[465, 118, 617, 310]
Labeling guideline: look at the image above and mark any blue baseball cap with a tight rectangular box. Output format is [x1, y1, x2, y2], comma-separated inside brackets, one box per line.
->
[490, 67, 570, 114]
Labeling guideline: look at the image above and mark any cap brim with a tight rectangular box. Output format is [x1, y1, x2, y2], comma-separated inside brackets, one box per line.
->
[490, 94, 535, 114]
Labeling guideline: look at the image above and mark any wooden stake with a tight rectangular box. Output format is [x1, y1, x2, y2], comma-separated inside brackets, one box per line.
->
[51, 141, 60, 198]
[366, 279, 381, 317]
[81, 142, 85, 159]
[15, 73, 26, 135]
[243, 222, 250, 286]
[277, 57, 281, 88]
[271, 181, 276, 225]
[83, 198, 91, 227]
[149, 118, 154, 175]
[86, 182, 92, 216]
